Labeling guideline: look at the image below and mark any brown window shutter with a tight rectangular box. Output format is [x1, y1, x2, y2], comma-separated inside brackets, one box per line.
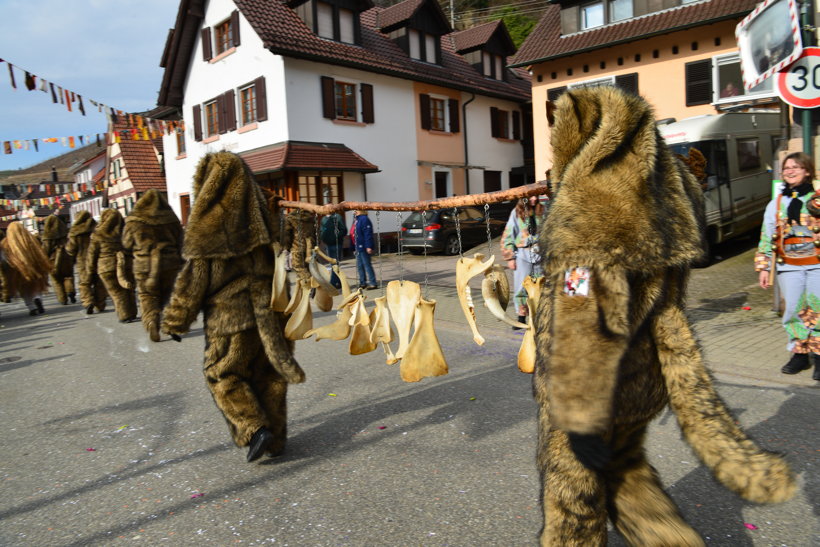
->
[490, 106, 499, 138]
[192, 104, 202, 141]
[547, 86, 566, 102]
[448, 98, 459, 133]
[231, 10, 241, 47]
[201, 28, 212, 61]
[615, 73, 638, 95]
[321, 76, 336, 119]
[419, 94, 431, 130]
[254, 76, 267, 121]
[217, 94, 227, 134]
[224, 89, 236, 131]
[512, 110, 521, 140]
[360, 83, 374, 124]
[685, 60, 712, 106]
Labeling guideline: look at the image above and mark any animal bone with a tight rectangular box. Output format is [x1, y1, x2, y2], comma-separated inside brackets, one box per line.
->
[482, 269, 529, 329]
[455, 253, 495, 345]
[271, 244, 290, 312]
[486, 264, 510, 310]
[313, 246, 337, 264]
[369, 296, 397, 364]
[313, 285, 334, 312]
[400, 298, 448, 382]
[349, 295, 377, 355]
[306, 303, 353, 341]
[284, 279, 313, 340]
[386, 280, 421, 360]
[517, 276, 545, 373]
[308, 251, 340, 296]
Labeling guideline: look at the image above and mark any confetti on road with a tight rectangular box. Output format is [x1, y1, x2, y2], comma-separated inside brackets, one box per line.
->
[469, 397, 476, 401]
[190, 492, 205, 499]
[743, 523, 758, 530]
[328, 393, 337, 397]
[116, 425, 128, 431]
[85, 448, 96, 452]
[378, 426, 387, 430]
[742, 306, 751, 310]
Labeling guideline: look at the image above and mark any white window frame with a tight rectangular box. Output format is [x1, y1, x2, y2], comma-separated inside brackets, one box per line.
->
[581, 1, 604, 30]
[568, 75, 616, 89]
[712, 52, 776, 105]
[432, 169, 452, 198]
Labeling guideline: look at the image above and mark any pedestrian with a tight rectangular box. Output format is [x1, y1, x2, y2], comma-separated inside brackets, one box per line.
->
[122, 189, 184, 342]
[320, 211, 346, 289]
[161, 152, 305, 462]
[501, 195, 547, 326]
[0, 221, 51, 316]
[88, 209, 137, 323]
[67, 211, 107, 314]
[756, 151, 820, 381]
[41, 214, 76, 305]
[352, 209, 377, 289]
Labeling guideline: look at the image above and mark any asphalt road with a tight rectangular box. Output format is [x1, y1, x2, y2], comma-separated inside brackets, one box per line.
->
[0, 242, 817, 546]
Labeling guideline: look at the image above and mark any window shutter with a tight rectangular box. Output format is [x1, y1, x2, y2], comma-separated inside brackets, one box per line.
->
[224, 89, 237, 132]
[254, 76, 267, 121]
[685, 59, 712, 106]
[231, 10, 241, 47]
[490, 106, 499, 138]
[360, 83, 374, 124]
[193, 104, 202, 141]
[615, 73, 639, 95]
[419, 94, 431, 130]
[448, 98, 459, 133]
[547, 86, 566, 102]
[201, 27, 212, 61]
[321, 76, 336, 119]
[512, 110, 521, 140]
[217, 94, 227, 134]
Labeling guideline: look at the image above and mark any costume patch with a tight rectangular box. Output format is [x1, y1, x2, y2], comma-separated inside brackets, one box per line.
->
[564, 267, 590, 296]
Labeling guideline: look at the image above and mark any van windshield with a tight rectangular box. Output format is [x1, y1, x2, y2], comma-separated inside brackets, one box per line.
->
[669, 140, 729, 185]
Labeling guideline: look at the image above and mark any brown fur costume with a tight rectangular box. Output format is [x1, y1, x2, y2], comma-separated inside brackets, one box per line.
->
[533, 87, 795, 546]
[88, 209, 137, 322]
[123, 190, 184, 342]
[284, 208, 314, 282]
[0, 222, 51, 303]
[161, 151, 304, 458]
[66, 211, 107, 312]
[41, 215, 76, 305]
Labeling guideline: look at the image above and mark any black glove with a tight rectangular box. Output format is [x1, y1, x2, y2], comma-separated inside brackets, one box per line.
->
[568, 432, 611, 471]
[170, 333, 182, 342]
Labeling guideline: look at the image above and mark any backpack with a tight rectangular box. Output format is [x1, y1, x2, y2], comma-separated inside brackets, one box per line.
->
[321, 215, 342, 245]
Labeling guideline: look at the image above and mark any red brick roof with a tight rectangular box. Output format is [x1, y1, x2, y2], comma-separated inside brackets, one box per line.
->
[159, 0, 530, 108]
[240, 141, 379, 174]
[511, 0, 759, 67]
[112, 123, 166, 192]
[376, 0, 425, 30]
[451, 20, 502, 53]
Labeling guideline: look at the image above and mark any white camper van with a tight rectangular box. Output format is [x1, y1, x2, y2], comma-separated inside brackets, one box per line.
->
[660, 112, 781, 253]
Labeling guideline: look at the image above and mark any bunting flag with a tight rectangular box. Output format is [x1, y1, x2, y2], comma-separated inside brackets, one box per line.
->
[0, 181, 106, 213]
[2, 133, 108, 155]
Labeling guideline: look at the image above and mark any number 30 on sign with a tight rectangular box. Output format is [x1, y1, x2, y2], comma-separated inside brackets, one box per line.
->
[777, 47, 820, 108]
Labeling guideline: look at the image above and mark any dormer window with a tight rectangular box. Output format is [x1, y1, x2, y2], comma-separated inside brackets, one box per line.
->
[201, 10, 241, 62]
[294, 0, 361, 45]
[396, 28, 439, 64]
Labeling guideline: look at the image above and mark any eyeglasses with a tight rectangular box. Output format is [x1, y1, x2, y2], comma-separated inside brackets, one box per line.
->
[783, 167, 805, 172]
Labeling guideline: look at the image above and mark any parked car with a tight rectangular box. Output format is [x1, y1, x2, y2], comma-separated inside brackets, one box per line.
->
[400, 206, 507, 255]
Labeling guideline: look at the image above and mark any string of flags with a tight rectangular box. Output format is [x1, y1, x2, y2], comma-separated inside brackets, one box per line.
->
[1, 56, 185, 155]
[0, 182, 107, 219]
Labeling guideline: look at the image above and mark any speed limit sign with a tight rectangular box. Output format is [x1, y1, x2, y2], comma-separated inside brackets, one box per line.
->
[776, 47, 820, 108]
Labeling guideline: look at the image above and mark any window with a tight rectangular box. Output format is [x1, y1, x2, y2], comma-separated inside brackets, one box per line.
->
[434, 171, 449, 198]
[298, 172, 343, 205]
[409, 29, 421, 59]
[112, 159, 121, 180]
[240, 84, 257, 126]
[608, 0, 632, 22]
[321, 76, 374, 123]
[430, 98, 446, 131]
[581, 2, 604, 30]
[714, 53, 774, 103]
[339, 8, 355, 44]
[317, 2, 333, 39]
[335, 81, 357, 120]
[484, 171, 502, 193]
[175, 128, 186, 155]
[205, 100, 219, 137]
[425, 34, 436, 64]
[305, 1, 359, 45]
[490, 107, 521, 140]
[201, 10, 240, 61]
[419, 94, 459, 133]
[406, 28, 439, 64]
[737, 139, 762, 171]
[214, 19, 233, 55]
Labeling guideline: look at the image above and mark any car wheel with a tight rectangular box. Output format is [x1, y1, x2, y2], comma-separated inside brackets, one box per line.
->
[444, 235, 460, 256]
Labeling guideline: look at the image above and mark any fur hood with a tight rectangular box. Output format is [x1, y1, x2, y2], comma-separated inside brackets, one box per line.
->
[126, 189, 180, 226]
[68, 210, 96, 237]
[91, 209, 125, 244]
[183, 152, 274, 259]
[42, 215, 68, 240]
[542, 87, 705, 271]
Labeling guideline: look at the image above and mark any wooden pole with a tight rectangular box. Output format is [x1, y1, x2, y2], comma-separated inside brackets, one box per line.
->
[277, 182, 549, 215]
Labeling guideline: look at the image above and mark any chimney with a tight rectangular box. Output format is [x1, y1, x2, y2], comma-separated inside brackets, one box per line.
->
[51, 167, 58, 182]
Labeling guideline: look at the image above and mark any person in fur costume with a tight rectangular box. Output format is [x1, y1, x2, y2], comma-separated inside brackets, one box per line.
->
[123, 190, 184, 342]
[161, 151, 305, 462]
[533, 87, 796, 546]
[0, 222, 51, 315]
[67, 211, 107, 314]
[41, 215, 76, 305]
[88, 209, 137, 323]
[284, 208, 314, 282]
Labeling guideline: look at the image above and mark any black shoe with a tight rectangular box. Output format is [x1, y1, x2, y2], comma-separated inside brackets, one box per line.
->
[29, 309, 37, 316]
[34, 298, 44, 314]
[512, 315, 527, 330]
[247, 427, 275, 462]
[69, 293, 76, 304]
[365, 284, 378, 290]
[781, 353, 810, 374]
[86, 304, 94, 315]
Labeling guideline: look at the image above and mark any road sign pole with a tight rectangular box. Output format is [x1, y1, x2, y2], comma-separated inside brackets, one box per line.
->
[800, 0, 813, 155]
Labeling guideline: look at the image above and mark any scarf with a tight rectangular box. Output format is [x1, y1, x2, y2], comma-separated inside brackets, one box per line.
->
[783, 181, 814, 225]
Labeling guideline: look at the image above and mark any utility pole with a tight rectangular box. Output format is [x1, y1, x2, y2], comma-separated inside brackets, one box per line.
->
[450, 0, 455, 28]
[799, 0, 815, 156]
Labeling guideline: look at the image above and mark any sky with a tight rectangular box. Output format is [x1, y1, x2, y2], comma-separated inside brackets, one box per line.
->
[0, 0, 181, 173]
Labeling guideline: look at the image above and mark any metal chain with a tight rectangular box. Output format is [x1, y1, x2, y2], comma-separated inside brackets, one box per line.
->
[453, 206, 463, 257]
[314, 213, 320, 251]
[278, 207, 286, 248]
[422, 209, 429, 295]
[397, 212, 404, 282]
[375, 210, 383, 289]
[484, 203, 493, 257]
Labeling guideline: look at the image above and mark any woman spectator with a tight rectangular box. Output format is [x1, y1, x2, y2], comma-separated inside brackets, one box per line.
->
[501, 195, 547, 327]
